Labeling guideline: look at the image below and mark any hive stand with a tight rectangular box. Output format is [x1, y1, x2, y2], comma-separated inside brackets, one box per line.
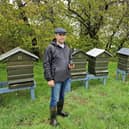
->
[71, 77, 86, 88]
[0, 81, 36, 100]
[116, 68, 129, 82]
[85, 74, 108, 88]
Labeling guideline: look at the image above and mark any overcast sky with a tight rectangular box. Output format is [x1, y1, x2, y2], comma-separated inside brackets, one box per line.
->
[9, 0, 13, 4]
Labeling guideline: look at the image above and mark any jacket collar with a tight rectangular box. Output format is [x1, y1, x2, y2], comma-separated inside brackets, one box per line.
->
[51, 40, 66, 48]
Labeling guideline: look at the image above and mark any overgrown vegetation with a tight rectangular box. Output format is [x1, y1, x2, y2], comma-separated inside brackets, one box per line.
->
[0, 0, 129, 56]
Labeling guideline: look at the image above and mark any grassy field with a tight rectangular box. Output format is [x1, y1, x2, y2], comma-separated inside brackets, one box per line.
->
[0, 61, 129, 129]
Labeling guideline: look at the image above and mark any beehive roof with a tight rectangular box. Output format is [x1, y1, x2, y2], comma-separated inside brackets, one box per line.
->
[72, 50, 87, 56]
[86, 48, 112, 57]
[0, 47, 39, 61]
[117, 48, 129, 56]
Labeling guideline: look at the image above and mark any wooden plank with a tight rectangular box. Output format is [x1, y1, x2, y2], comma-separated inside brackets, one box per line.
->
[88, 62, 108, 67]
[72, 62, 87, 64]
[118, 60, 129, 65]
[71, 75, 86, 79]
[88, 69, 108, 73]
[71, 71, 86, 76]
[118, 62, 129, 67]
[118, 57, 129, 61]
[118, 54, 129, 59]
[74, 65, 86, 69]
[7, 64, 33, 70]
[95, 72, 108, 76]
[8, 78, 34, 85]
[71, 72, 86, 79]
[88, 71, 108, 76]
[8, 73, 33, 80]
[89, 56, 109, 61]
[88, 58, 108, 63]
[88, 65, 108, 70]
[118, 64, 129, 71]
[7, 68, 33, 76]
[118, 58, 129, 64]
[7, 61, 33, 66]
[71, 68, 86, 73]
[9, 81, 34, 89]
[88, 68, 108, 75]
[72, 58, 87, 62]
[94, 70, 108, 73]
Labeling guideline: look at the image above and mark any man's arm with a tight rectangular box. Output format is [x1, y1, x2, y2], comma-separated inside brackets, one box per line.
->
[68, 48, 75, 69]
[43, 47, 55, 87]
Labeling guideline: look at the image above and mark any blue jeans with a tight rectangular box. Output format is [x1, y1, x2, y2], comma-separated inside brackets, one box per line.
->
[50, 78, 71, 107]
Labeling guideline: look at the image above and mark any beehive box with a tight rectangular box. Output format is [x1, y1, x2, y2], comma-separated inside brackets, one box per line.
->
[86, 48, 112, 76]
[0, 47, 38, 88]
[117, 48, 129, 72]
[71, 50, 87, 79]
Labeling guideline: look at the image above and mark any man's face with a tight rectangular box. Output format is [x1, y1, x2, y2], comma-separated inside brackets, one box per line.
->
[55, 33, 66, 44]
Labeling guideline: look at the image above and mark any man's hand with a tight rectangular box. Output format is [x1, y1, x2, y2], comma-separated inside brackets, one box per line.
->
[48, 80, 55, 87]
[68, 64, 75, 69]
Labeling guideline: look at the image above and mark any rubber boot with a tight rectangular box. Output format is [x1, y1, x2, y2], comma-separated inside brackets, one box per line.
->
[50, 106, 59, 126]
[57, 100, 69, 117]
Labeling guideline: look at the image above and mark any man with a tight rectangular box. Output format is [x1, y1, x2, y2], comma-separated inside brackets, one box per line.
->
[43, 27, 74, 126]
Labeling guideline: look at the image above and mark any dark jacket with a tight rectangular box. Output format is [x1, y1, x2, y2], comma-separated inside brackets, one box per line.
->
[43, 40, 71, 82]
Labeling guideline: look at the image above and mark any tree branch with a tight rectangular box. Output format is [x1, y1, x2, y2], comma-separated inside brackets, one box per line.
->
[66, 0, 88, 28]
[105, 2, 129, 50]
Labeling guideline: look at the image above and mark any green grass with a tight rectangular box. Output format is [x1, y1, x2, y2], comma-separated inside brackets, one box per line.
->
[0, 61, 129, 129]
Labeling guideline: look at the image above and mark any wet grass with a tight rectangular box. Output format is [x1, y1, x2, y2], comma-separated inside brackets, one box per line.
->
[0, 61, 129, 129]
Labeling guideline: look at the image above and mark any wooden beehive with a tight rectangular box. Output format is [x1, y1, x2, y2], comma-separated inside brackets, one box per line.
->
[71, 50, 87, 79]
[0, 47, 38, 88]
[117, 48, 129, 72]
[86, 48, 112, 76]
